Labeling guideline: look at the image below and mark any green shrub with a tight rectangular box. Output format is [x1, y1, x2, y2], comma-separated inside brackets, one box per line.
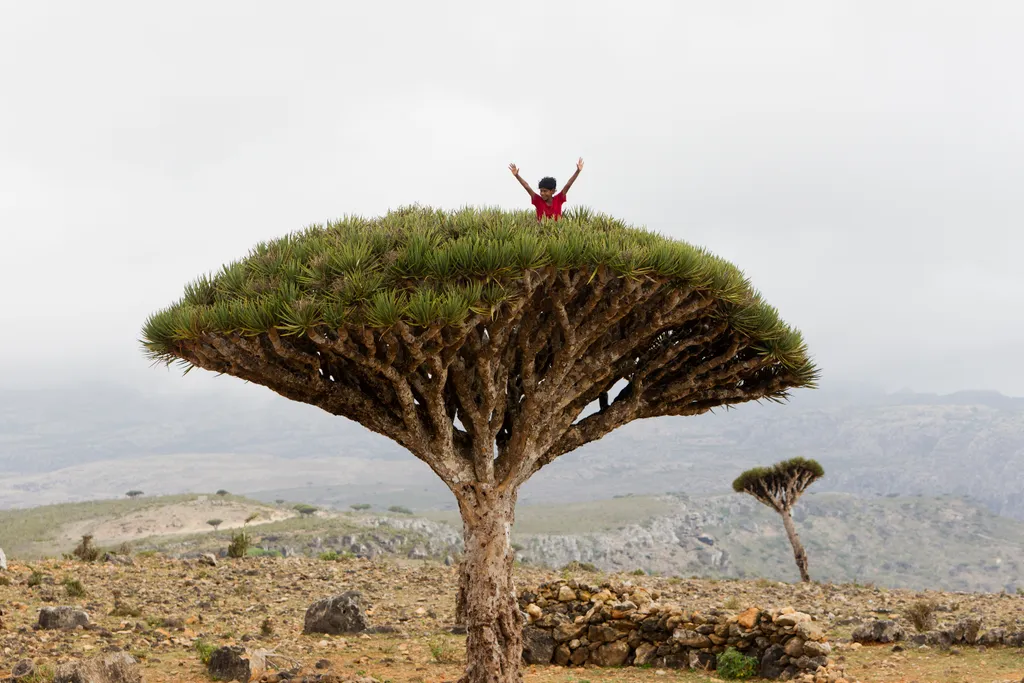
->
[388, 505, 413, 515]
[560, 560, 599, 573]
[350, 503, 372, 511]
[319, 550, 340, 561]
[716, 647, 758, 679]
[294, 504, 319, 517]
[27, 570, 46, 587]
[227, 530, 251, 558]
[63, 577, 87, 598]
[0, 575, 11, 586]
[631, 568, 646, 576]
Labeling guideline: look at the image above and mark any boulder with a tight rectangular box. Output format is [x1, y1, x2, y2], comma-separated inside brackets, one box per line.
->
[0, 546, 7, 570]
[591, 640, 630, 667]
[53, 651, 141, 683]
[633, 641, 657, 666]
[979, 627, 1006, 646]
[784, 636, 805, 657]
[851, 619, 904, 643]
[795, 620, 824, 641]
[760, 644, 786, 679]
[38, 606, 91, 630]
[951, 616, 982, 644]
[206, 645, 267, 683]
[557, 585, 576, 602]
[672, 628, 712, 648]
[198, 553, 218, 567]
[303, 591, 369, 635]
[522, 626, 555, 665]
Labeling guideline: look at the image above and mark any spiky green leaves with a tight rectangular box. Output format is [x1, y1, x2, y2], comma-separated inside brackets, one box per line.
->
[732, 457, 825, 495]
[142, 206, 816, 382]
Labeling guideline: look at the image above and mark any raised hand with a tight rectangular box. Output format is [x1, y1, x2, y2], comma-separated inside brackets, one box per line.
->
[576, 157, 584, 172]
[509, 163, 520, 176]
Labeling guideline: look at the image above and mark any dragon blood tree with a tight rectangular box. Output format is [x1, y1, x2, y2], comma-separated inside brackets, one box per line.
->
[142, 206, 817, 683]
[733, 457, 825, 582]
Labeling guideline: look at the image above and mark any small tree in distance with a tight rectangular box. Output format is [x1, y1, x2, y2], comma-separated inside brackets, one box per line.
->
[350, 503, 372, 511]
[294, 504, 318, 518]
[126, 490, 143, 499]
[733, 457, 824, 582]
[207, 518, 223, 531]
[215, 489, 229, 497]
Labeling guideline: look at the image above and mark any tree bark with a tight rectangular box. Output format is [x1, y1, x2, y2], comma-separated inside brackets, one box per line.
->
[456, 488, 523, 683]
[780, 506, 811, 582]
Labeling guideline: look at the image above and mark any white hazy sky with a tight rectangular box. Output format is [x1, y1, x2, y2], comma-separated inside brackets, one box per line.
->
[2, 1, 1023, 396]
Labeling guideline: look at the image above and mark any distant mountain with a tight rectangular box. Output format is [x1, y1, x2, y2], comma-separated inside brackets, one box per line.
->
[1, 381, 1022, 520]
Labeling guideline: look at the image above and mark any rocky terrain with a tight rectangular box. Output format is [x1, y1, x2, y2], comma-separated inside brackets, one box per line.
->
[2, 553, 1024, 682]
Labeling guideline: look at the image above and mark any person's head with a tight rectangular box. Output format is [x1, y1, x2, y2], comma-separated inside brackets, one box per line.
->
[538, 176, 557, 200]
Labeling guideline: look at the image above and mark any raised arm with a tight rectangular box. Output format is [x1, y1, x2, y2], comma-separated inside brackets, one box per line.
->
[560, 157, 584, 196]
[509, 163, 538, 198]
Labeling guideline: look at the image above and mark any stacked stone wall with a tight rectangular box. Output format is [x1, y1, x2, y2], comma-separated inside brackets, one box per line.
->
[519, 579, 851, 682]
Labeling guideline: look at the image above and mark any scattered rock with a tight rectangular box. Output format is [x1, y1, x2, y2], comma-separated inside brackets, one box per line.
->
[198, 553, 218, 567]
[557, 585, 576, 602]
[802, 639, 832, 657]
[314, 658, 331, 669]
[852, 619, 905, 643]
[206, 645, 267, 683]
[38, 606, 91, 630]
[103, 552, 135, 566]
[951, 616, 983, 644]
[304, 591, 369, 635]
[53, 651, 142, 683]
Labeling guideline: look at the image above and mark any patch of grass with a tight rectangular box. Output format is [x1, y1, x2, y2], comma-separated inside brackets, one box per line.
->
[561, 560, 599, 573]
[17, 663, 56, 683]
[27, 570, 46, 587]
[63, 576, 87, 597]
[0, 575, 11, 586]
[319, 550, 340, 561]
[723, 595, 742, 610]
[194, 638, 217, 665]
[428, 636, 462, 664]
[716, 646, 758, 679]
[389, 505, 413, 515]
[110, 597, 143, 618]
[631, 568, 646, 576]
[260, 617, 274, 636]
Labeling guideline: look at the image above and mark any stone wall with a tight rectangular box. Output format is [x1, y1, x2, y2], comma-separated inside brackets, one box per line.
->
[519, 579, 852, 683]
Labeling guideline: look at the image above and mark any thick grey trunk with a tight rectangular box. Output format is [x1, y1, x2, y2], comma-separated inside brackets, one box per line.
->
[780, 506, 810, 582]
[456, 489, 523, 683]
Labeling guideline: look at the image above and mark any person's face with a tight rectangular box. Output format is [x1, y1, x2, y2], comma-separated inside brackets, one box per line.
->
[539, 188, 555, 201]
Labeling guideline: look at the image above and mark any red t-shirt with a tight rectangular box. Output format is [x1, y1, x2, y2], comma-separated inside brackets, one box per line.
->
[531, 192, 567, 221]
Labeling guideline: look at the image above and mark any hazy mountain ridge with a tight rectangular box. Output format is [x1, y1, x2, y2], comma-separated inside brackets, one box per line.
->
[1, 382, 1023, 520]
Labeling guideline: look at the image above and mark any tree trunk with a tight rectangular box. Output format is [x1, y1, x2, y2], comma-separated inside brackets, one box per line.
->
[780, 506, 811, 582]
[456, 488, 523, 683]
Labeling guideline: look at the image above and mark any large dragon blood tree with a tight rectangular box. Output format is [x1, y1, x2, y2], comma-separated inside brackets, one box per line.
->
[142, 206, 817, 683]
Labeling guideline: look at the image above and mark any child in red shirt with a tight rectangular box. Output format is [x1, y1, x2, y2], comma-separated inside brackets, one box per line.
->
[509, 158, 584, 221]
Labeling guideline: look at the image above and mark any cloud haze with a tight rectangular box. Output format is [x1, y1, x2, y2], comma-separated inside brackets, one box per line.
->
[2, 1, 1022, 396]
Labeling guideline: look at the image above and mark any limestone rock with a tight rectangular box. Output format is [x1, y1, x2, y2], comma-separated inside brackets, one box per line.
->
[103, 552, 135, 566]
[802, 639, 832, 657]
[198, 553, 218, 567]
[951, 616, 982, 644]
[672, 628, 712, 648]
[522, 625, 555, 665]
[851, 619, 904, 644]
[38, 606, 91, 630]
[53, 651, 141, 683]
[0, 546, 7, 570]
[633, 641, 657, 666]
[591, 640, 630, 666]
[557, 585, 576, 602]
[736, 607, 760, 629]
[775, 611, 811, 627]
[206, 645, 267, 683]
[525, 603, 542, 623]
[303, 591, 369, 635]
[796, 620, 824, 641]
[784, 636, 805, 657]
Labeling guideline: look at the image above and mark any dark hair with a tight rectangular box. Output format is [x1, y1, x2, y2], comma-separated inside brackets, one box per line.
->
[538, 177, 557, 191]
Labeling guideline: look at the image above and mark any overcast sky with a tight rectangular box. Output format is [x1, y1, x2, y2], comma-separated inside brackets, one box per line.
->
[2, 1, 1023, 398]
